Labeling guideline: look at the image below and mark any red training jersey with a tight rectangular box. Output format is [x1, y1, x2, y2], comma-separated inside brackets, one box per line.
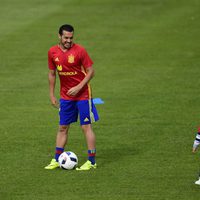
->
[48, 44, 94, 100]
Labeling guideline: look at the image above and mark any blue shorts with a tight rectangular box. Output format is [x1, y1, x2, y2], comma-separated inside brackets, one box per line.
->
[59, 99, 99, 125]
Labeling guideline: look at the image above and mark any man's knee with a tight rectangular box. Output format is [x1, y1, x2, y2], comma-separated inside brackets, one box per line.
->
[58, 125, 69, 134]
[81, 124, 91, 131]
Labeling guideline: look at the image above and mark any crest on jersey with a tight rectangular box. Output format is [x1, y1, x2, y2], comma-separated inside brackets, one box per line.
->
[57, 65, 62, 71]
[68, 54, 75, 63]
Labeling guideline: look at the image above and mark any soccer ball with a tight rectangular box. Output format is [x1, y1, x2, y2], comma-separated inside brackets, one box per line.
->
[58, 151, 78, 170]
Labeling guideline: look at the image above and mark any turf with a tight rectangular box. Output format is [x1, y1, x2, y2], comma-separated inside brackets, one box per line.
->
[0, 0, 200, 199]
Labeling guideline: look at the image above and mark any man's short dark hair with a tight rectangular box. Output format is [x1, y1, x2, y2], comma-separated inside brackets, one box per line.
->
[59, 24, 74, 35]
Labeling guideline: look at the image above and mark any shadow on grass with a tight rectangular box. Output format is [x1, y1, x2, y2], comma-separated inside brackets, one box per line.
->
[97, 144, 139, 167]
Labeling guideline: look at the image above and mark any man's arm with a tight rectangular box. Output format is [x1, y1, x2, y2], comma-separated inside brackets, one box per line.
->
[67, 67, 95, 97]
[48, 69, 59, 108]
[193, 130, 200, 153]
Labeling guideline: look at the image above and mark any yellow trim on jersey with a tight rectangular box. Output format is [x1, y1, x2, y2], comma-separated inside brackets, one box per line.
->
[88, 83, 92, 99]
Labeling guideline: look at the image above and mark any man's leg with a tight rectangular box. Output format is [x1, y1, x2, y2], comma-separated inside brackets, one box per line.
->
[56, 125, 70, 148]
[81, 124, 96, 150]
[55, 125, 70, 161]
[45, 125, 69, 169]
[76, 124, 97, 170]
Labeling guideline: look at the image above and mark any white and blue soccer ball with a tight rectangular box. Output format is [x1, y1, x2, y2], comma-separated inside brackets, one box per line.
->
[58, 151, 78, 170]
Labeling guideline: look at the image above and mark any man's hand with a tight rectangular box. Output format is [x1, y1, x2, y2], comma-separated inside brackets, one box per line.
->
[67, 85, 81, 96]
[67, 67, 94, 97]
[50, 96, 59, 108]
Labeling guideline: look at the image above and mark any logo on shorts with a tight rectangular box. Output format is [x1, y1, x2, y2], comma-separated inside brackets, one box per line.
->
[84, 117, 90, 122]
[68, 54, 75, 63]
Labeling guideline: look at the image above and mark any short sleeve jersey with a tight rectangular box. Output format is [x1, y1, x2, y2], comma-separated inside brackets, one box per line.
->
[48, 44, 94, 100]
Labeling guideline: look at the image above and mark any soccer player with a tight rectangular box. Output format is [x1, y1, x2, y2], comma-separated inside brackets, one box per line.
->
[192, 127, 200, 185]
[45, 24, 99, 170]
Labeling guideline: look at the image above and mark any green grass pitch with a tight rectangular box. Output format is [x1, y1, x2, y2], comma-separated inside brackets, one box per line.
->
[0, 0, 200, 199]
